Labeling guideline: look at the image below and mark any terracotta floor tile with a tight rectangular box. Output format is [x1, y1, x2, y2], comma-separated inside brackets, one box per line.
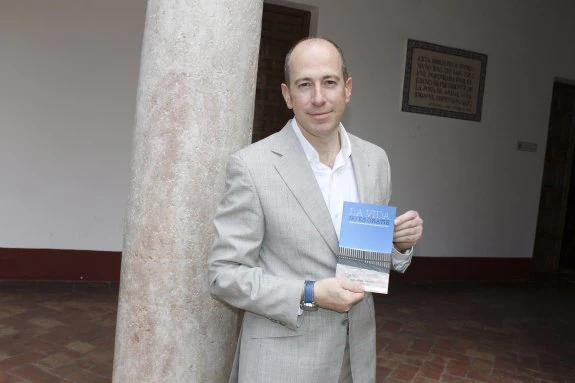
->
[411, 339, 434, 353]
[9, 365, 61, 383]
[405, 350, 435, 362]
[466, 367, 496, 382]
[419, 361, 444, 380]
[0, 352, 45, 371]
[378, 355, 400, 369]
[27, 317, 67, 329]
[440, 373, 475, 382]
[492, 356, 517, 373]
[391, 363, 419, 381]
[50, 364, 110, 383]
[431, 348, 469, 362]
[470, 357, 494, 372]
[0, 328, 17, 339]
[65, 341, 96, 354]
[465, 349, 495, 362]
[445, 360, 471, 377]
[381, 320, 403, 332]
[376, 365, 392, 381]
[36, 352, 77, 369]
[0, 282, 574, 382]
[0, 372, 26, 383]
[434, 338, 458, 349]
[387, 339, 411, 354]
[412, 375, 440, 383]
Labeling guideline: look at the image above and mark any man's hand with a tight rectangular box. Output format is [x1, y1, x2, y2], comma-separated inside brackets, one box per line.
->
[314, 278, 365, 312]
[393, 210, 423, 252]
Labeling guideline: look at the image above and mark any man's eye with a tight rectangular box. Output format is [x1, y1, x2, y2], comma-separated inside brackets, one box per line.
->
[325, 80, 337, 86]
[298, 82, 311, 88]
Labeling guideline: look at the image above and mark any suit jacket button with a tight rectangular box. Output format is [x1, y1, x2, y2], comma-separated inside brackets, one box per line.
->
[341, 319, 349, 326]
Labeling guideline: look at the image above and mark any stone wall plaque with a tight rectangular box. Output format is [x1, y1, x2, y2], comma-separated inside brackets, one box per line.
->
[402, 39, 488, 122]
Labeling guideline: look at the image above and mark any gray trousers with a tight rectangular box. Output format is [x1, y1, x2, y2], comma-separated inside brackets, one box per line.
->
[338, 333, 352, 383]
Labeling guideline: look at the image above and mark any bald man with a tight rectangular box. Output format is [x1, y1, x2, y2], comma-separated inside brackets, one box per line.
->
[208, 37, 423, 383]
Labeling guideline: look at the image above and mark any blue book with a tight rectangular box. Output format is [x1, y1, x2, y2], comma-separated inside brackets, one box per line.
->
[337, 202, 396, 294]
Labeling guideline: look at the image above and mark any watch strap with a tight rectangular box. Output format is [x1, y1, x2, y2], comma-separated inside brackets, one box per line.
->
[301, 280, 318, 311]
[303, 280, 315, 304]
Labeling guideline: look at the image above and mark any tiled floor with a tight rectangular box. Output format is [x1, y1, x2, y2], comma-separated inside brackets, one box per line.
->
[0, 283, 117, 383]
[0, 279, 573, 383]
[375, 280, 575, 382]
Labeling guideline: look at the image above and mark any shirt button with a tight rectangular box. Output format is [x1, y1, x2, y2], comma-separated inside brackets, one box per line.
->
[341, 319, 349, 326]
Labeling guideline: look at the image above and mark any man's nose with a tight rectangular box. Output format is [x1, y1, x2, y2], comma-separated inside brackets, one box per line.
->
[311, 84, 325, 105]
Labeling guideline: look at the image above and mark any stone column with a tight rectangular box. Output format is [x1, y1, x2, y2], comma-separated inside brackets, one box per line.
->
[112, 1, 263, 382]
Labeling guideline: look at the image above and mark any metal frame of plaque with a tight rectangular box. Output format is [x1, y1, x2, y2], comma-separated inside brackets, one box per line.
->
[402, 39, 488, 122]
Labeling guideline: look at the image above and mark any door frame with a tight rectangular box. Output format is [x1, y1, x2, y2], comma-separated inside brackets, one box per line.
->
[533, 81, 575, 273]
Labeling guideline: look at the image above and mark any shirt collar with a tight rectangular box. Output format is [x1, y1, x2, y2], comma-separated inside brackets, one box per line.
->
[290, 118, 352, 164]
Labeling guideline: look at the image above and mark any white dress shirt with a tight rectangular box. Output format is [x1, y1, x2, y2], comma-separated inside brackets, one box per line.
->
[291, 119, 358, 238]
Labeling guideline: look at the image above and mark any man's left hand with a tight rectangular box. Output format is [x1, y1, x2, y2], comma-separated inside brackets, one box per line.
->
[393, 210, 423, 252]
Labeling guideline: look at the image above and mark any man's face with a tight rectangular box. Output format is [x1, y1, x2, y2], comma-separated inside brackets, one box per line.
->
[281, 41, 352, 141]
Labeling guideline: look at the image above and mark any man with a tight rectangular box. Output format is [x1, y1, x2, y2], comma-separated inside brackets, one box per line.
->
[208, 37, 423, 382]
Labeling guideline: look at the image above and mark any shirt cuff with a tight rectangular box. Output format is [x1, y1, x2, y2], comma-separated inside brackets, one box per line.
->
[392, 246, 413, 272]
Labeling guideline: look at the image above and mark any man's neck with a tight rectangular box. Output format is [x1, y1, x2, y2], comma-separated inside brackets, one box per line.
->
[300, 128, 341, 168]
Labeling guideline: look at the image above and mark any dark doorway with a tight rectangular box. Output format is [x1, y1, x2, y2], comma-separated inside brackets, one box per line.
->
[252, 3, 310, 143]
[533, 82, 575, 274]
[560, 146, 575, 270]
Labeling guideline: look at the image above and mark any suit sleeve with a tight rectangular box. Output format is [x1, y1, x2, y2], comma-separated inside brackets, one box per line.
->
[385, 152, 413, 273]
[207, 153, 304, 330]
[391, 247, 413, 272]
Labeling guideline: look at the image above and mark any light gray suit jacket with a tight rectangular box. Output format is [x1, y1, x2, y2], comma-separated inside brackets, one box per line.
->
[208, 122, 411, 383]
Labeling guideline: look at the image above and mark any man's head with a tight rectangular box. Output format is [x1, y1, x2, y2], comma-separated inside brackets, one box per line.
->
[284, 37, 349, 85]
[281, 38, 352, 142]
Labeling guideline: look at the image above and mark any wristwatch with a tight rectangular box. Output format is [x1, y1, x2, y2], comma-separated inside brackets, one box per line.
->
[300, 280, 318, 311]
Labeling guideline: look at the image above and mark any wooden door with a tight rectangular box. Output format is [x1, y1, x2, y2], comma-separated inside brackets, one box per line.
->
[252, 4, 310, 143]
[560, 160, 575, 269]
[533, 82, 575, 272]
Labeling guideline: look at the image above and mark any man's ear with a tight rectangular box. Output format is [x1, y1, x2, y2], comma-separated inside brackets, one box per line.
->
[281, 83, 293, 109]
[344, 77, 352, 104]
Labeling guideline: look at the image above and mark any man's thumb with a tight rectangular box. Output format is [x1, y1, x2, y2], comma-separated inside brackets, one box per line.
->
[340, 278, 364, 293]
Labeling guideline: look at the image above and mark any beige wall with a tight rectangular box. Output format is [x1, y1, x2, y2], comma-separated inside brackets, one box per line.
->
[2, 0, 575, 258]
[298, 0, 575, 258]
[0, 0, 145, 250]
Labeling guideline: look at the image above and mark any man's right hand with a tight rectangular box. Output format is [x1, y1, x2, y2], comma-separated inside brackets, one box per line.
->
[314, 278, 365, 312]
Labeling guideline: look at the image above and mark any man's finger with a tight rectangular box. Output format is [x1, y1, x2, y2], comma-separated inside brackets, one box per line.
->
[394, 226, 422, 237]
[394, 210, 419, 226]
[340, 278, 364, 293]
[394, 222, 419, 232]
[394, 233, 420, 244]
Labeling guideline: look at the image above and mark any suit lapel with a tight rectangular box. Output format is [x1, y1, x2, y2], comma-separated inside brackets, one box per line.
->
[350, 135, 371, 203]
[272, 124, 339, 255]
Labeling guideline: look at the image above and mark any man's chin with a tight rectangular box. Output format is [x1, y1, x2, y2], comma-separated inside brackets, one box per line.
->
[309, 124, 340, 138]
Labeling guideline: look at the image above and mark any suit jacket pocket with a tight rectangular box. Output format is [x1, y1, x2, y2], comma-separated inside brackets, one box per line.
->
[243, 311, 304, 339]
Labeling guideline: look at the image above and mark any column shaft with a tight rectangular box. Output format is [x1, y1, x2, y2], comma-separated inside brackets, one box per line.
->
[113, 1, 263, 381]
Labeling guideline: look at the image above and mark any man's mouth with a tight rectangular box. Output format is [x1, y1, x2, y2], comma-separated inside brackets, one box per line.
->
[309, 111, 330, 118]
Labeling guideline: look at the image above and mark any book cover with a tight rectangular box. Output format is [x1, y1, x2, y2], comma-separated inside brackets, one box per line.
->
[337, 201, 396, 294]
